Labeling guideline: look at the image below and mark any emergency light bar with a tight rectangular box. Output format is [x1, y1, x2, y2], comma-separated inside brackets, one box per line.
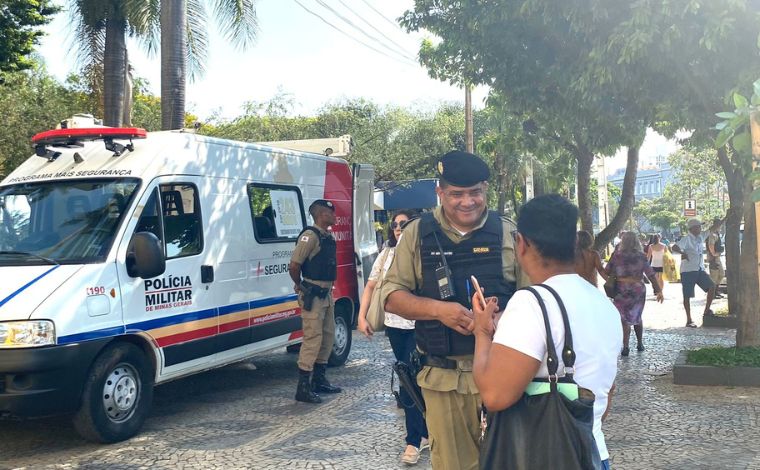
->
[31, 127, 147, 160]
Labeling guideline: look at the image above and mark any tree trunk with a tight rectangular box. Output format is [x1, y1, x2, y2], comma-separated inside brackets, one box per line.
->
[161, 0, 187, 130]
[103, 15, 126, 127]
[716, 146, 744, 336]
[122, 49, 133, 126]
[737, 182, 760, 346]
[576, 144, 595, 232]
[594, 146, 640, 250]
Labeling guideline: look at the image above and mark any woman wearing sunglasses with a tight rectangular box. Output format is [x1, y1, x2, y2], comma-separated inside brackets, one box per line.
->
[358, 209, 429, 465]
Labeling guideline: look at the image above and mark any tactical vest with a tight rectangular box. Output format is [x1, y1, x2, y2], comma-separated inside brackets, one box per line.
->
[297, 226, 337, 281]
[415, 211, 516, 356]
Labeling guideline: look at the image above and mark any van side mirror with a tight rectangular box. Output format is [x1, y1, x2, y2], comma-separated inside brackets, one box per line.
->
[127, 232, 166, 278]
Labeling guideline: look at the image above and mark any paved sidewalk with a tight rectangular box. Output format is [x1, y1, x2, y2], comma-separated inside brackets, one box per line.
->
[1, 281, 756, 469]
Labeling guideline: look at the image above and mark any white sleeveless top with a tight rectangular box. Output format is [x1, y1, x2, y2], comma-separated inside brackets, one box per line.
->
[650, 245, 665, 268]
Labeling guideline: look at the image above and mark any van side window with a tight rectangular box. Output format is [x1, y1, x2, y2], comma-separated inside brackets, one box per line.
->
[160, 184, 203, 259]
[247, 184, 305, 242]
[133, 185, 203, 259]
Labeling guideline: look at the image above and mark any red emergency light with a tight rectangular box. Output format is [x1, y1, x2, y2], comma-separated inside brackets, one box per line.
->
[31, 127, 147, 145]
[31, 127, 148, 160]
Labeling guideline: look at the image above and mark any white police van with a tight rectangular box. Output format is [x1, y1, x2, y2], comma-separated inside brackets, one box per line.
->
[0, 126, 377, 442]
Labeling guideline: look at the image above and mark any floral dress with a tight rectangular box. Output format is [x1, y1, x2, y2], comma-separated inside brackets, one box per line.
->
[605, 250, 655, 325]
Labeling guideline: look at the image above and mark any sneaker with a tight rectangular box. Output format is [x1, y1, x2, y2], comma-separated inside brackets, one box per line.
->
[401, 445, 421, 465]
[419, 437, 430, 451]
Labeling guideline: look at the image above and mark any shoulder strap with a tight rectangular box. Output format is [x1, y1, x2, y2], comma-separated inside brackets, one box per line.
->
[522, 286, 560, 378]
[536, 283, 576, 375]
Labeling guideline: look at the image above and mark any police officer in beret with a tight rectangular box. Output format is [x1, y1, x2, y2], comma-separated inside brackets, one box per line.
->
[289, 199, 342, 403]
[381, 151, 524, 470]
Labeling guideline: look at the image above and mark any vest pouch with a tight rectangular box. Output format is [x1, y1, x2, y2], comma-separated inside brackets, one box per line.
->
[415, 320, 450, 356]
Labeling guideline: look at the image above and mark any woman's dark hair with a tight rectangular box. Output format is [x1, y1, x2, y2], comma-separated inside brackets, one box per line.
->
[652, 233, 661, 244]
[517, 194, 578, 263]
[387, 210, 417, 247]
[576, 230, 594, 250]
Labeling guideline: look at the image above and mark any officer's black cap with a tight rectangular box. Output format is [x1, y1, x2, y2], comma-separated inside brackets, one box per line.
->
[436, 150, 490, 187]
[309, 199, 335, 212]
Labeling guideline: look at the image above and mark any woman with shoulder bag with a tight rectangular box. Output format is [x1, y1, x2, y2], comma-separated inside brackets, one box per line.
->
[357, 210, 429, 465]
[472, 195, 623, 470]
[605, 232, 664, 356]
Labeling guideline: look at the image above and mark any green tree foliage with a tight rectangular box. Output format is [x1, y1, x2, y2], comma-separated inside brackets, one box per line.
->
[0, 66, 162, 176]
[204, 96, 466, 183]
[0, 0, 58, 72]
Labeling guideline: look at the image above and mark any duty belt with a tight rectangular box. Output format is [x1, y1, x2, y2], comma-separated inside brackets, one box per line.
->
[420, 354, 473, 372]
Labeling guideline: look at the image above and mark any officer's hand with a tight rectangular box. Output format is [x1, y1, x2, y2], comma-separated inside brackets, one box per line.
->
[472, 295, 499, 339]
[357, 316, 374, 338]
[294, 283, 301, 294]
[437, 302, 474, 336]
[681, 253, 689, 261]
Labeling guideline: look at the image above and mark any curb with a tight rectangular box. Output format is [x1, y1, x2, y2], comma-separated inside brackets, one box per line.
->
[673, 350, 760, 387]
[702, 314, 737, 328]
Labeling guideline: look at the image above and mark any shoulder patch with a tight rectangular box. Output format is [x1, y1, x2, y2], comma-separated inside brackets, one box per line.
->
[300, 235, 310, 242]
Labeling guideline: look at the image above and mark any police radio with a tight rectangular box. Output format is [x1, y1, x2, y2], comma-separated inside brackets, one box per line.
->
[433, 232, 456, 300]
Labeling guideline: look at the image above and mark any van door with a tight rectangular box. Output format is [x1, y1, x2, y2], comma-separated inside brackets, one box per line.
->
[352, 164, 377, 299]
[117, 177, 215, 379]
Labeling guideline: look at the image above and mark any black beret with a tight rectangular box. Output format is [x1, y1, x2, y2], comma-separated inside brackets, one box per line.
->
[436, 150, 490, 187]
[309, 199, 335, 211]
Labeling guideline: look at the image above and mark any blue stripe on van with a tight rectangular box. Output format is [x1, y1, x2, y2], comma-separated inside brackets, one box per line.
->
[126, 307, 218, 332]
[218, 302, 249, 316]
[54, 293, 300, 345]
[58, 325, 126, 344]
[0, 265, 60, 309]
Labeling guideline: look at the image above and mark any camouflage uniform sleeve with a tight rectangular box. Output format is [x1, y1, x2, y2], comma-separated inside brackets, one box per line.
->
[291, 229, 318, 265]
[380, 219, 422, 307]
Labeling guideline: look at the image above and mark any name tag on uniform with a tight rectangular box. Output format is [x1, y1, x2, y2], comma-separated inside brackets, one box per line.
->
[473, 247, 490, 254]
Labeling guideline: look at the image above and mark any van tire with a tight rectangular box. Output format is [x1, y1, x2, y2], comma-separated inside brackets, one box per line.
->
[72, 342, 154, 443]
[328, 309, 351, 366]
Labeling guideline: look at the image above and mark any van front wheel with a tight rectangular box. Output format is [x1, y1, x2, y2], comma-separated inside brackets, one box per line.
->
[73, 343, 154, 443]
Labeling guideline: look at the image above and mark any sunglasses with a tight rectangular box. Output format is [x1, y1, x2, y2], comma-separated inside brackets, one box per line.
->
[391, 220, 408, 230]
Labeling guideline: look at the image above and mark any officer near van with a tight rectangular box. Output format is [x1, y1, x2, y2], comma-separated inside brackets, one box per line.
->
[381, 151, 522, 470]
[288, 199, 342, 404]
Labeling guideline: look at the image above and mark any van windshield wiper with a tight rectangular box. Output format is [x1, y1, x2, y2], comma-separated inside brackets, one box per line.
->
[0, 251, 59, 265]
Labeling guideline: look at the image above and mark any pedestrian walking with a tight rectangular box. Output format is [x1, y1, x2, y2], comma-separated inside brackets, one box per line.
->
[471, 195, 622, 470]
[574, 230, 607, 287]
[381, 150, 522, 470]
[357, 210, 429, 465]
[706, 217, 726, 299]
[646, 234, 668, 293]
[288, 200, 342, 404]
[605, 232, 664, 355]
[671, 218, 715, 327]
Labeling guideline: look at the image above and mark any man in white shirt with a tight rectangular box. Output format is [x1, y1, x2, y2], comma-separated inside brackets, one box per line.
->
[471, 194, 622, 470]
[671, 218, 715, 327]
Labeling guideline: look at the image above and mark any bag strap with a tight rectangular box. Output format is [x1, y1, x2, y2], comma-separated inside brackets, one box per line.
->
[523, 286, 560, 379]
[536, 283, 576, 376]
[374, 247, 392, 290]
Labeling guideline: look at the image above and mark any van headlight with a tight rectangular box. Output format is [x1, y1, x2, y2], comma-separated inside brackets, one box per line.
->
[0, 321, 55, 348]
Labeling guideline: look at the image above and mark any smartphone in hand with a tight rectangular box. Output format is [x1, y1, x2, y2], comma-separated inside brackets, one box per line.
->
[470, 275, 487, 310]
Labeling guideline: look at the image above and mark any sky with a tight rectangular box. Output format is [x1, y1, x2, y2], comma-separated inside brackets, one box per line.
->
[38, 0, 487, 118]
[36, 0, 678, 175]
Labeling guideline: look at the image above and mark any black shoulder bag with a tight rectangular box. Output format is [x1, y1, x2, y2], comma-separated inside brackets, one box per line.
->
[479, 284, 602, 470]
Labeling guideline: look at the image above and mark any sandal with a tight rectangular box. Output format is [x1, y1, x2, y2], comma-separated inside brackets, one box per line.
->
[621, 347, 629, 357]
[686, 322, 697, 328]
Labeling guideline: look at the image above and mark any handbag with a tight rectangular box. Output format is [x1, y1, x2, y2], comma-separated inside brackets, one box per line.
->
[603, 254, 617, 298]
[366, 248, 391, 331]
[603, 275, 617, 298]
[479, 284, 602, 470]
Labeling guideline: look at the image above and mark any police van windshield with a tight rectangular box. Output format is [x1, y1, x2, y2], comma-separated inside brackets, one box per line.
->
[0, 178, 140, 266]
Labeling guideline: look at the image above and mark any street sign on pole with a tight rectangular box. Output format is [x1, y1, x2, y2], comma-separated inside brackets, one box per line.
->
[684, 199, 697, 217]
